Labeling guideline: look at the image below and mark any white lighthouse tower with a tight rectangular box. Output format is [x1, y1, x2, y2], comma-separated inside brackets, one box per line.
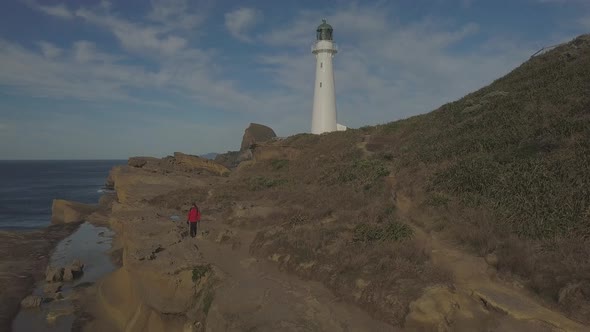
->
[311, 19, 346, 134]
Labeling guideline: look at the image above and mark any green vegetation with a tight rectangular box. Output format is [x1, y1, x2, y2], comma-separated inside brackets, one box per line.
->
[322, 157, 390, 190]
[270, 159, 289, 170]
[220, 35, 590, 325]
[373, 36, 590, 240]
[247, 176, 288, 191]
[353, 222, 414, 243]
[192, 264, 211, 282]
[202, 290, 215, 315]
[365, 35, 590, 322]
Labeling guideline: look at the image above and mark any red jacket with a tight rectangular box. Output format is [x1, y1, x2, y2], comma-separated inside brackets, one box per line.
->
[187, 207, 201, 223]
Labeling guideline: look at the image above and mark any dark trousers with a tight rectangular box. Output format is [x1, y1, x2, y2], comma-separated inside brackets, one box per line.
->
[190, 222, 198, 237]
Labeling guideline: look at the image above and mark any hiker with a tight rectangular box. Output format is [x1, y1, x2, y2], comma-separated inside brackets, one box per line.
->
[186, 202, 201, 238]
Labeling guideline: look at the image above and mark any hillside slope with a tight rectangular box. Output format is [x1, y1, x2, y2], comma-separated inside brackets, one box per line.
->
[365, 33, 590, 321]
[203, 34, 590, 327]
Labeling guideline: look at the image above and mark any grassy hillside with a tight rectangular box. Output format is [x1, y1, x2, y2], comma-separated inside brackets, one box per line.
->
[367, 34, 590, 322]
[204, 34, 590, 325]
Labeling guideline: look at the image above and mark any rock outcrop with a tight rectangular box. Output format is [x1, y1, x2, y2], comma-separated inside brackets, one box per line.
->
[240, 123, 276, 151]
[51, 199, 98, 224]
[172, 152, 230, 176]
[126, 153, 230, 177]
[214, 151, 241, 169]
[20, 296, 42, 309]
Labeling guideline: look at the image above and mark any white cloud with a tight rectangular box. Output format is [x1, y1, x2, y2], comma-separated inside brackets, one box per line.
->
[225, 8, 261, 42]
[6, 1, 573, 151]
[75, 8, 188, 56]
[37, 41, 62, 58]
[0, 39, 154, 103]
[579, 15, 590, 29]
[72, 40, 119, 63]
[35, 3, 73, 19]
[259, 6, 536, 130]
[147, 0, 205, 31]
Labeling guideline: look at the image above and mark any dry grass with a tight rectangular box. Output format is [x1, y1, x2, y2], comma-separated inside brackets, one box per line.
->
[250, 215, 450, 325]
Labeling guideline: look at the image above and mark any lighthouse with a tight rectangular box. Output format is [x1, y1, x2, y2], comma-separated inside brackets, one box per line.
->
[311, 19, 346, 134]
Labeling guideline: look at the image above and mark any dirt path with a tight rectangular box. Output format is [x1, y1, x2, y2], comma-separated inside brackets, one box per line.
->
[197, 218, 395, 332]
[423, 230, 588, 331]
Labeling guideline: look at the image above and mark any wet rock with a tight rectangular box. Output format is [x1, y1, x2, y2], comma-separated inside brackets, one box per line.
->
[63, 268, 74, 281]
[20, 295, 43, 308]
[43, 282, 63, 294]
[71, 259, 84, 272]
[63, 259, 84, 281]
[45, 266, 64, 283]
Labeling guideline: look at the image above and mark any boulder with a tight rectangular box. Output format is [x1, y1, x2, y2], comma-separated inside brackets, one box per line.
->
[43, 282, 63, 294]
[64, 259, 84, 281]
[240, 123, 276, 151]
[405, 286, 489, 331]
[51, 199, 98, 224]
[558, 281, 590, 320]
[485, 253, 499, 267]
[63, 268, 74, 281]
[71, 259, 84, 271]
[20, 295, 43, 308]
[45, 266, 64, 283]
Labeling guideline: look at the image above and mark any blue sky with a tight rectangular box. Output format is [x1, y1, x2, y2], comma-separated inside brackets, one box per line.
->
[0, 0, 588, 159]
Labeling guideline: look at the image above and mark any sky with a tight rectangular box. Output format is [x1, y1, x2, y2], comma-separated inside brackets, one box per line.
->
[0, 0, 589, 159]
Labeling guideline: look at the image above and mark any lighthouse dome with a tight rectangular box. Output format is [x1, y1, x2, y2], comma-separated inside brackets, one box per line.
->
[316, 19, 333, 41]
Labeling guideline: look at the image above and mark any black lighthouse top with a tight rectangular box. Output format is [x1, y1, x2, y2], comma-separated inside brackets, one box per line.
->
[316, 19, 333, 41]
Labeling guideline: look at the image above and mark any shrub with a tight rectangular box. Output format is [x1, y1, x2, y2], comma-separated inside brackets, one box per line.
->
[203, 290, 215, 315]
[192, 264, 211, 282]
[353, 222, 414, 243]
[247, 176, 288, 191]
[270, 159, 289, 170]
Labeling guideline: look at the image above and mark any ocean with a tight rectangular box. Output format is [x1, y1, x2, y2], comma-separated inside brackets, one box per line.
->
[0, 160, 125, 230]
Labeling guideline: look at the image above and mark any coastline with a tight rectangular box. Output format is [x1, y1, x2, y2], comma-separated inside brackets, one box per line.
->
[72, 158, 399, 331]
[0, 222, 81, 331]
[38, 152, 589, 331]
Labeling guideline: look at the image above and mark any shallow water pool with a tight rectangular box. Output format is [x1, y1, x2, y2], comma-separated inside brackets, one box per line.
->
[12, 222, 115, 332]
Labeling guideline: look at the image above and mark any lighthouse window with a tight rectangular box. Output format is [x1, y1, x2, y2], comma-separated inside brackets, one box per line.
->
[321, 62, 323, 68]
[320, 82, 322, 87]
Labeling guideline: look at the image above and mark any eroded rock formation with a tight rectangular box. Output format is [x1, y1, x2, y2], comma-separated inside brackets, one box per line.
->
[240, 123, 276, 151]
[51, 199, 98, 224]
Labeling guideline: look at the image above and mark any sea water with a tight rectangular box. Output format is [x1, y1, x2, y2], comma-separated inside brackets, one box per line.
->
[0, 160, 124, 330]
[0, 160, 124, 229]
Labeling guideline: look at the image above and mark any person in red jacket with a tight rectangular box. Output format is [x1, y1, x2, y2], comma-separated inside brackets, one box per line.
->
[186, 202, 201, 238]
